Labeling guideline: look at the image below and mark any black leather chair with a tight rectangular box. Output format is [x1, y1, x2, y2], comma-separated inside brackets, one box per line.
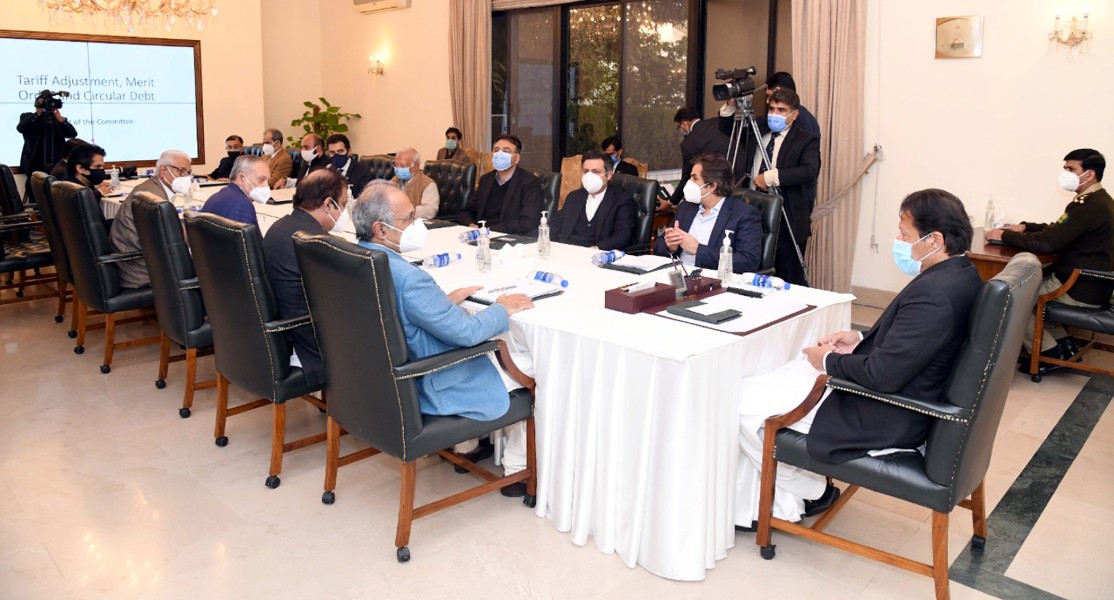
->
[51, 182, 159, 371]
[423, 159, 477, 222]
[732, 189, 783, 275]
[0, 215, 53, 306]
[754, 253, 1041, 600]
[608, 173, 660, 255]
[1026, 267, 1114, 382]
[242, 145, 264, 157]
[132, 192, 215, 418]
[29, 172, 74, 327]
[528, 168, 561, 217]
[292, 232, 537, 563]
[184, 212, 327, 489]
[0, 165, 34, 220]
[359, 155, 395, 182]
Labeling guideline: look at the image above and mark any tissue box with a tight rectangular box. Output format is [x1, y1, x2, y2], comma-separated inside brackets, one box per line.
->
[604, 283, 677, 314]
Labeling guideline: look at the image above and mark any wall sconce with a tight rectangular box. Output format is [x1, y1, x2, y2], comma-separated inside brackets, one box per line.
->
[1049, 13, 1092, 53]
[368, 55, 385, 76]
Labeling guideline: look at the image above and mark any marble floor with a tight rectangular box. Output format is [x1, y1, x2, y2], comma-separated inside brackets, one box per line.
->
[2, 290, 1112, 599]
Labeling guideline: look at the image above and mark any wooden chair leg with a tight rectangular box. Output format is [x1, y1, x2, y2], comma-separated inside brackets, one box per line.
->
[322, 416, 341, 504]
[266, 402, 286, 488]
[395, 461, 416, 562]
[214, 372, 230, 445]
[931, 511, 951, 600]
[16, 270, 26, 296]
[74, 298, 88, 351]
[70, 296, 82, 339]
[156, 332, 171, 387]
[182, 348, 198, 414]
[970, 481, 987, 549]
[100, 312, 116, 373]
[755, 428, 780, 556]
[525, 416, 537, 498]
[55, 279, 67, 323]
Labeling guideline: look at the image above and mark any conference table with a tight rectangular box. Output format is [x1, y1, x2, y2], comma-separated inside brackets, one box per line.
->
[967, 227, 1057, 281]
[103, 180, 854, 581]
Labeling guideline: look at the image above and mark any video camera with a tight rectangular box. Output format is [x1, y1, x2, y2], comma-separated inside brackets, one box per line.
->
[36, 90, 70, 111]
[711, 66, 757, 101]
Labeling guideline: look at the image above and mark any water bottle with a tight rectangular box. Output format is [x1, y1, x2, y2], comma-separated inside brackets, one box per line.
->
[533, 270, 569, 288]
[537, 210, 551, 258]
[740, 272, 790, 290]
[717, 230, 734, 283]
[590, 249, 625, 266]
[422, 252, 462, 268]
[475, 221, 492, 272]
[108, 167, 121, 190]
[984, 196, 996, 231]
[459, 228, 483, 243]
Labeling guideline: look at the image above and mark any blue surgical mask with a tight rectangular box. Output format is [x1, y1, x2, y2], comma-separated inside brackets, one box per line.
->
[445, 139, 458, 151]
[331, 154, 349, 170]
[394, 166, 412, 181]
[767, 113, 788, 133]
[492, 150, 514, 171]
[892, 234, 941, 276]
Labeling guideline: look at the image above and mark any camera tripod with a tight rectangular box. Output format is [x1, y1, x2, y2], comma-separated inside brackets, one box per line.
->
[724, 94, 811, 288]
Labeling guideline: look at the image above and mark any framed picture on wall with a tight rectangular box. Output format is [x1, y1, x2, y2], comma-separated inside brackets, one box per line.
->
[935, 15, 983, 58]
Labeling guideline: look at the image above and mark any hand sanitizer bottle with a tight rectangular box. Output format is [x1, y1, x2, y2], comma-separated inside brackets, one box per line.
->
[718, 230, 734, 283]
[537, 210, 551, 258]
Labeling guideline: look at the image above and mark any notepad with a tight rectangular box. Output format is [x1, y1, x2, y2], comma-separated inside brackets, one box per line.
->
[602, 254, 675, 274]
[467, 279, 565, 305]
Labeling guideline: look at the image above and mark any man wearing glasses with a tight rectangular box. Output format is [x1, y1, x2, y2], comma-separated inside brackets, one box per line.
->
[108, 149, 194, 289]
[457, 134, 542, 235]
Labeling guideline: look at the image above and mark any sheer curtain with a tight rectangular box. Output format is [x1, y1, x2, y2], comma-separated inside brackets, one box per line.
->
[449, 0, 493, 152]
[791, 0, 874, 292]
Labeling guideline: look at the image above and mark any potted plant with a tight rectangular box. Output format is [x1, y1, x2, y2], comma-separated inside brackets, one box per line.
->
[288, 97, 361, 147]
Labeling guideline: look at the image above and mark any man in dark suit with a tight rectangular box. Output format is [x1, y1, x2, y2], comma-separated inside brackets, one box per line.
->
[741, 88, 821, 287]
[601, 135, 639, 177]
[458, 134, 542, 235]
[295, 133, 331, 181]
[668, 106, 730, 206]
[653, 154, 762, 274]
[549, 150, 637, 251]
[764, 72, 821, 139]
[200, 155, 270, 228]
[325, 133, 373, 197]
[734, 188, 982, 529]
[50, 138, 87, 180]
[206, 135, 243, 180]
[18, 90, 78, 176]
[261, 169, 349, 387]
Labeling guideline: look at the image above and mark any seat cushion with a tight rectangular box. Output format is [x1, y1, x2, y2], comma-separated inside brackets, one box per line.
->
[181, 322, 213, 351]
[775, 429, 957, 513]
[0, 249, 52, 273]
[102, 286, 155, 313]
[272, 366, 324, 404]
[1044, 301, 1114, 335]
[406, 388, 533, 460]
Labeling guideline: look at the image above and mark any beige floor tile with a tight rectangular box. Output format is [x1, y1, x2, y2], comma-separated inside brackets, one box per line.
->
[1007, 496, 1114, 600]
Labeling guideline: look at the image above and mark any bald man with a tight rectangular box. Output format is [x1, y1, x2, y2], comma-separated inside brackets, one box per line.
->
[296, 133, 330, 181]
[389, 146, 440, 220]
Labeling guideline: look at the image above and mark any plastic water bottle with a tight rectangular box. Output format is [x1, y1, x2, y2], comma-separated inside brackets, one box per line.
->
[475, 221, 492, 272]
[459, 228, 483, 243]
[740, 272, 790, 290]
[108, 167, 121, 190]
[533, 270, 569, 288]
[718, 229, 734, 283]
[590, 249, 626, 266]
[422, 252, 462, 268]
[984, 196, 996, 231]
[537, 210, 551, 258]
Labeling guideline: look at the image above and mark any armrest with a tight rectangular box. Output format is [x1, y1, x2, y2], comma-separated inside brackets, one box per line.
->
[96, 251, 144, 265]
[263, 314, 312, 334]
[495, 338, 536, 396]
[0, 220, 40, 233]
[393, 340, 499, 380]
[766, 374, 830, 431]
[1078, 268, 1114, 282]
[825, 377, 973, 423]
[0, 213, 35, 224]
[177, 277, 200, 291]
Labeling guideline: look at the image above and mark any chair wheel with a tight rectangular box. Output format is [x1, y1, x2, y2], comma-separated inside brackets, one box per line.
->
[15, 291, 23, 297]
[1031, 374, 1042, 383]
[74, 345, 84, 354]
[454, 465, 469, 474]
[760, 545, 776, 560]
[215, 436, 228, 447]
[322, 491, 335, 505]
[178, 407, 191, 419]
[971, 536, 986, 552]
[54, 314, 63, 323]
[265, 475, 281, 489]
[68, 329, 77, 338]
[100, 364, 110, 374]
[523, 494, 536, 508]
[155, 379, 166, 389]
[397, 546, 410, 563]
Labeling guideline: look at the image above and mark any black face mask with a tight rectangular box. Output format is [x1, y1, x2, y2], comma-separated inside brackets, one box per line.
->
[85, 168, 107, 185]
[227, 150, 242, 159]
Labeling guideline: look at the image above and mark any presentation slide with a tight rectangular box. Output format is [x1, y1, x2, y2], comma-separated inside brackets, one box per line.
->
[0, 35, 201, 168]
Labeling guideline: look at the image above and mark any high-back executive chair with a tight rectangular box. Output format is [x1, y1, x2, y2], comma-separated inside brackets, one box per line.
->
[732, 188, 784, 276]
[608, 172, 660, 255]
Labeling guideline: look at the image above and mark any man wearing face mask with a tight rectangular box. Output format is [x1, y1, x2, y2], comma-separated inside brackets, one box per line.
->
[436, 127, 471, 162]
[261, 128, 293, 189]
[64, 143, 114, 230]
[549, 150, 637, 250]
[200, 155, 271, 228]
[295, 133, 331, 182]
[740, 88, 821, 287]
[731, 189, 981, 531]
[653, 154, 762, 273]
[667, 105, 729, 207]
[207, 135, 244, 180]
[109, 149, 192, 289]
[457, 134, 542, 235]
[261, 169, 350, 387]
[601, 135, 638, 177]
[986, 149, 1114, 365]
[389, 146, 439, 220]
[352, 180, 535, 492]
[325, 133, 373, 198]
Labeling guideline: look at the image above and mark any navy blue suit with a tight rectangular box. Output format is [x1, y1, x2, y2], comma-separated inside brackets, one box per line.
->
[201, 184, 258, 228]
[653, 196, 762, 273]
[550, 186, 637, 251]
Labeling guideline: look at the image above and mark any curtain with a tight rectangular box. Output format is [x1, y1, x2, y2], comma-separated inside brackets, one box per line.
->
[792, 0, 870, 293]
[449, 0, 493, 152]
[493, 0, 576, 9]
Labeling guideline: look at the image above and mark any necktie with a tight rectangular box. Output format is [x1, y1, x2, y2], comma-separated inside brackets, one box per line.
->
[759, 132, 779, 175]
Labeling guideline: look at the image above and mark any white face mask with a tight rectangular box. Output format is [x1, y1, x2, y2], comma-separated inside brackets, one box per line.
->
[170, 175, 192, 195]
[581, 171, 605, 195]
[385, 218, 428, 253]
[327, 200, 351, 234]
[262, 142, 276, 157]
[241, 176, 270, 203]
[1058, 170, 1081, 192]
[682, 179, 711, 203]
[300, 148, 318, 163]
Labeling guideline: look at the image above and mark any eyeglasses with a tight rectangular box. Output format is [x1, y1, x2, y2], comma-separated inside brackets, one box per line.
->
[167, 165, 193, 177]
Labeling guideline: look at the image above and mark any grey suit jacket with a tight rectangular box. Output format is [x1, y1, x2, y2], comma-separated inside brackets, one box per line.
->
[109, 177, 169, 288]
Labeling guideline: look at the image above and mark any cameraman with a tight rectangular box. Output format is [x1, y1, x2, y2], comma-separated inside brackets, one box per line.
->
[18, 90, 78, 175]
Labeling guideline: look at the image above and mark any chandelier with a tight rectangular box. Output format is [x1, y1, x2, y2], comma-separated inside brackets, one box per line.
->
[38, 0, 219, 33]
